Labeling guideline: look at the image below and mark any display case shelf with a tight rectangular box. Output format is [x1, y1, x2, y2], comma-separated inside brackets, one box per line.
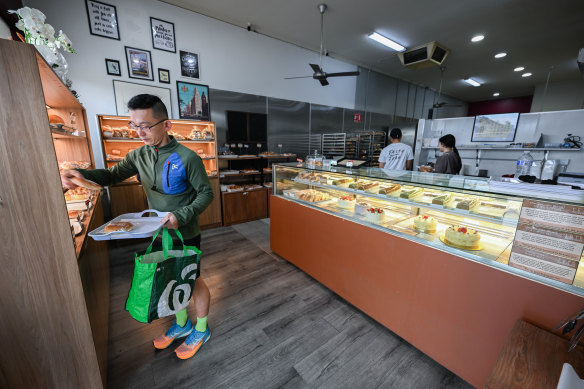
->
[51, 128, 86, 139]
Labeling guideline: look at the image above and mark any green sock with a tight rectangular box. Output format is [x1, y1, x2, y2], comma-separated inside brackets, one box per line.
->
[176, 309, 188, 327]
[195, 316, 208, 332]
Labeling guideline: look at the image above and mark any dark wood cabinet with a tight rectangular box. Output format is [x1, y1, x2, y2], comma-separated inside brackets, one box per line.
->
[222, 187, 268, 226]
[109, 184, 148, 218]
[199, 177, 222, 229]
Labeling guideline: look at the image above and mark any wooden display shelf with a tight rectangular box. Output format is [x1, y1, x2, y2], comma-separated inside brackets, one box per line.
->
[220, 172, 261, 177]
[51, 128, 86, 139]
[218, 156, 261, 160]
[222, 187, 268, 226]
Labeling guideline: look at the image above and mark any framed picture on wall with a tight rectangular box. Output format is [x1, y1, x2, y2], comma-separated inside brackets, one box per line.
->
[179, 50, 200, 79]
[150, 17, 176, 53]
[85, 0, 120, 40]
[105, 58, 121, 76]
[471, 112, 520, 142]
[125, 46, 154, 81]
[176, 81, 210, 121]
[113, 80, 172, 117]
[158, 68, 170, 84]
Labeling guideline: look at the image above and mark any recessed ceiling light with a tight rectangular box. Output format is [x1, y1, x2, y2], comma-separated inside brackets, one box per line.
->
[367, 32, 406, 52]
[514, 66, 525, 72]
[522, 72, 532, 77]
[471, 35, 484, 42]
[463, 78, 481, 87]
[493, 92, 500, 97]
[494, 52, 507, 58]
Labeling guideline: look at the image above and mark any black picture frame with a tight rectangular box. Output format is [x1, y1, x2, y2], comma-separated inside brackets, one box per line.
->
[176, 81, 211, 121]
[85, 0, 120, 40]
[105, 58, 121, 76]
[158, 68, 170, 84]
[124, 46, 154, 81]
[150, 17, 176, 53]
[179, 50, 200, 79]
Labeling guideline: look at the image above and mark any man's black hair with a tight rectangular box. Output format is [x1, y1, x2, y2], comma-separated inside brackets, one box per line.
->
[127, 94, 168, 119]
[389, 128, 402, 139]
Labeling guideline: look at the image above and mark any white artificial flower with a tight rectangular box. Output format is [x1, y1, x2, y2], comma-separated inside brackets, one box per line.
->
[35, 44, 58, 65]
[17, 7, 46, 24]
[38, 23, 56, 44]
[57, 30, 75, 53]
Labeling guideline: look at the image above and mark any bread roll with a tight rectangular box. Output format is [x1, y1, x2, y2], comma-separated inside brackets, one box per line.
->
[104, 221, 134, 233]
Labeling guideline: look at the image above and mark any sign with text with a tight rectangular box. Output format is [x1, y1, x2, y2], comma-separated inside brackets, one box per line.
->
[150, 17, 176, 53]
[86, 0, 120, 40]
[509, 199, 584, 284]
[353, 113, 361, 123]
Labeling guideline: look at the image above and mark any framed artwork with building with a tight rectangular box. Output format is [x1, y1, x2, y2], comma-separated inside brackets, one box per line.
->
[176, 81, 210, 121]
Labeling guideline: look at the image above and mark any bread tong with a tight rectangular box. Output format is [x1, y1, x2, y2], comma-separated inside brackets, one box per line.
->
[554, 307, 584, 352]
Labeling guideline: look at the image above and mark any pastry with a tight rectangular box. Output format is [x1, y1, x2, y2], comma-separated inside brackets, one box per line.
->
[332, 178, 353, 187]
[456, 197, 480, 210]
[71, 176, 103, 190]
[362, 182, 380, 193]
[68, 210, 79, 220]
[413, 215, 437, 233]
[365, 207, 384, 223]
[444, 225, 481, 249]
[120, 127, 130, 138]
[337, 195, 356, 209]
[432, 193, 454, 206]
[503, 206, 521, 219]
[112, 129, 122, 138]
[104, 221, 135, 233]
[355, 202, 370, 216]
[349, 180, 364, 189]
[297, 190, 329, 202]
[400, 188, 423, 200]
[64, 187, 91, 201]
[110, 149, 121, 155]
[378, 184, 401, 196]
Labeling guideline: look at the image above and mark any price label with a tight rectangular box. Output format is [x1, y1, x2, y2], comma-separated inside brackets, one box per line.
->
[238, 143, 243, 148]
[244, 144, 249, 148]
[230, 143, 236, 148]
[257, 143, 262, 148]
[346, 161, 354, 167]
[346, 170, 353, 174]
[330, 160, 337, 166]
[224, 144, 229, 148]
[278, 144, 283, 148]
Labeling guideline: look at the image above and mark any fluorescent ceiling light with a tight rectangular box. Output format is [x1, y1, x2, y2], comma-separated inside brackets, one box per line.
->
[368, 32, 406, 52]
[522, 72, 532, 77]
[471, 35, 484, 42]
[493, 92, 500, 97]
[514, 66, 525, 72]
[494, 52, 507, 58]
[463, 78, 481, 87]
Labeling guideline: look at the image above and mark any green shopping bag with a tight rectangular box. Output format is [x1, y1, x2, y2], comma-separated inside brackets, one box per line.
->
[125, 228, 201, 323]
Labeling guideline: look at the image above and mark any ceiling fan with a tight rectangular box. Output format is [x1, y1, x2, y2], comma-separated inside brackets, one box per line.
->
[428, 66, 463, 118]
[284, 4, 360, 86]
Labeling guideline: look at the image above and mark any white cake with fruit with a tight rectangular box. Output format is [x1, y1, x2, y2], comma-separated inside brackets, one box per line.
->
[365, 207, 384, 223]
[413, 215, 437, 233]
[443, 225, 481, 249]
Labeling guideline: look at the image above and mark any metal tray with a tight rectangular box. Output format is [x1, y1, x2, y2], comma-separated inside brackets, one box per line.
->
[89, 209, 169, 240]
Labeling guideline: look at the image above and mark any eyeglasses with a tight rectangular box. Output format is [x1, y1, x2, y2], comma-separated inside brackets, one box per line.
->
[128, 118, 167, 132]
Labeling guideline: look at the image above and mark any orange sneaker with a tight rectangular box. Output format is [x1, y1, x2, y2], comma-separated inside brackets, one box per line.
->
[175, 326, 211, 359]
[153, 320, 193, 350]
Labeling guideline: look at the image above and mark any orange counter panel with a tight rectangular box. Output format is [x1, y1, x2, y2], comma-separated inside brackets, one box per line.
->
[270, 195, 584, 388]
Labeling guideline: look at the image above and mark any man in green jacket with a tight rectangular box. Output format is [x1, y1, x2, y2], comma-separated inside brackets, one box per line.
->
[61, 94, 213, 360]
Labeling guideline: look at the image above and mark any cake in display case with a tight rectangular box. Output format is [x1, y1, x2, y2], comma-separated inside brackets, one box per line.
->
[273, 163, 584, 294]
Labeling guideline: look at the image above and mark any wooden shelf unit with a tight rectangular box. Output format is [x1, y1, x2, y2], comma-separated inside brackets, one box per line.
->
[0, 40, 105, 388]
[97, 115, 222, 228]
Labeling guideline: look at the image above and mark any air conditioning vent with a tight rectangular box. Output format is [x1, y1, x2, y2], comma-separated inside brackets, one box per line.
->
[398, 41, 450, 70]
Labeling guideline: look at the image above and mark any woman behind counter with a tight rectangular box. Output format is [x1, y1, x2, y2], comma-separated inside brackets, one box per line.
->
[432, 134, 462, 174]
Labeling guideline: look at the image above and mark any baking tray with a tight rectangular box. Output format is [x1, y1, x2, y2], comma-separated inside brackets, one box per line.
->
[89, 209, 169, 240]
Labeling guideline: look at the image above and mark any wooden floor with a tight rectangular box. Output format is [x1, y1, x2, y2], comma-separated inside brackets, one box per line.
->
[107, 219, 473, 388]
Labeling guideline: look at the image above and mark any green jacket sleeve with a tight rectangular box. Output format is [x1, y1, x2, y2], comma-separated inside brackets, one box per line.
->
[77, 153, 138, 186]
[172, 156, 214, 227]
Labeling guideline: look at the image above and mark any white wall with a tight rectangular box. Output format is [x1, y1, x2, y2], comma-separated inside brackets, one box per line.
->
[531, 79, 584, 112]
[0, 17, 10, 39]
[24, 0, 358, 167]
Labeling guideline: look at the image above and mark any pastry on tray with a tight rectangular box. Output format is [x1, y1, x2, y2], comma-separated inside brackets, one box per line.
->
[432, 193, 454, 206]
[413, 215, 437, 233]
[456, 197, 480, 211]
[378, 184, 401, 196]
[104, 221, 135, 233]
[400, 188, 423, 200]
[354, 202, 370, 216]
[443, 225, 481, 249]
[71, 176, 103, 191]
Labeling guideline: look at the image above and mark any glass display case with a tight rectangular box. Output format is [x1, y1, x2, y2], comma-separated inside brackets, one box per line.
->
[273, 163, 584, 295]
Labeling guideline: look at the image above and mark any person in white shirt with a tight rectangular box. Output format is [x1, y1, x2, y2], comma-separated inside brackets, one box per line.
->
[378, 128, 414, 171]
